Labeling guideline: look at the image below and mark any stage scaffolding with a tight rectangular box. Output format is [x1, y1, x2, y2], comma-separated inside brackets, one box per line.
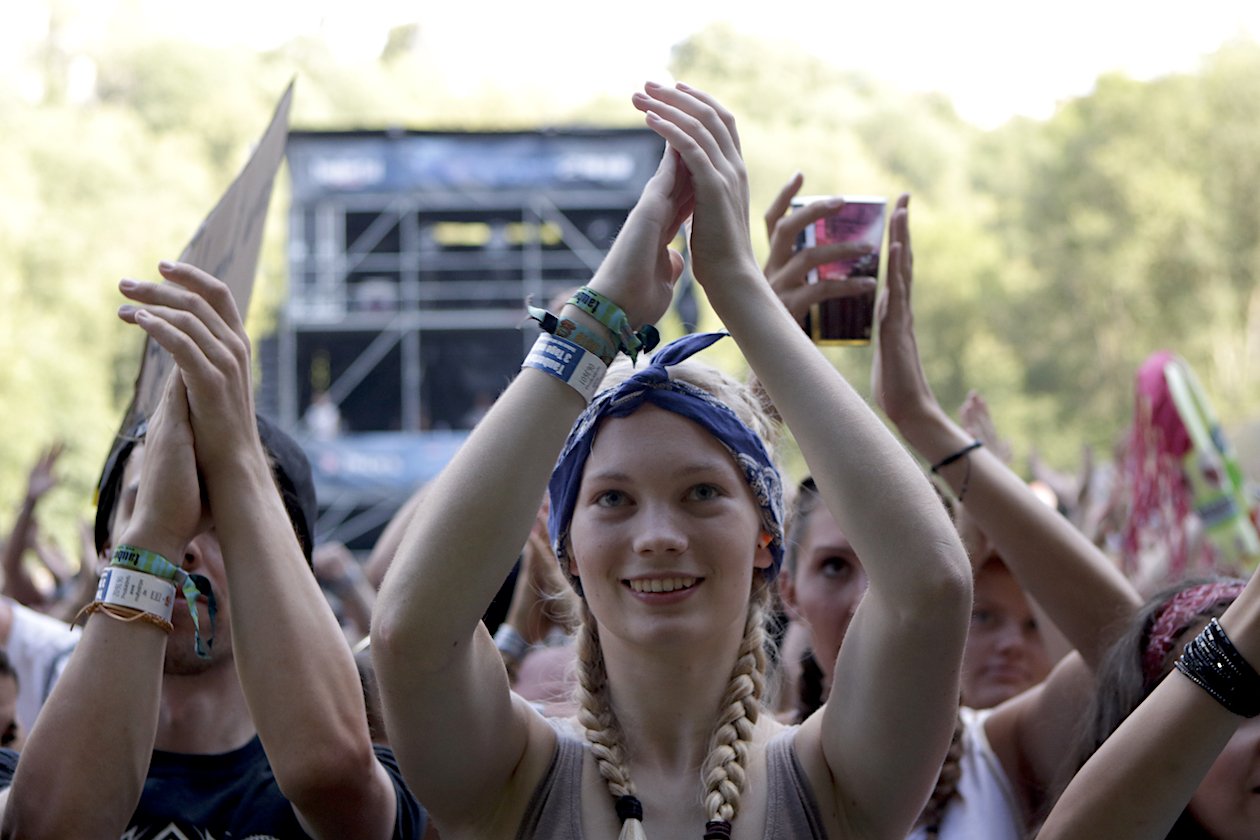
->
[258, 128, 664, 549]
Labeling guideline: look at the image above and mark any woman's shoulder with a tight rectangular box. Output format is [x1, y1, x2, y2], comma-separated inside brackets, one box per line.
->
[442, 699, 563, 839]
[758, 717, 834, 840]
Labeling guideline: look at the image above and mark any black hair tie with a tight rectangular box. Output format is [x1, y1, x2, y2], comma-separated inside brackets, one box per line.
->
[704, 819, 733, 839]
[615, 795, 643, 823]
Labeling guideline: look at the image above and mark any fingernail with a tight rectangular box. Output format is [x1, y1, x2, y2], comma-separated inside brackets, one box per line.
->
[118, 304, 136, 315]
[645, 80, 662, 90]
[119, 278, 137, 291]
[158, 260, 175, 272]
[826, 198, 846, 209]
[676, 81, 692, 90]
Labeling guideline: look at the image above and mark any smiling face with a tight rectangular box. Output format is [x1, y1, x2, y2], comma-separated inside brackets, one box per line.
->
[779, 501, 868, 687]
[566, 405, 771, 649]
[961, 558, 1051, 709]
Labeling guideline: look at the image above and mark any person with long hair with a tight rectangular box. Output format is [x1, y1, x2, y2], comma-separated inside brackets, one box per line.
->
[371, 83, 973, 839]
[766, 185, 1144, 839]
[1037, 572, 1260, 840]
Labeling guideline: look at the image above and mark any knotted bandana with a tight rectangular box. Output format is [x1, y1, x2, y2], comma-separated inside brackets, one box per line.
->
[547, 332, 785, 586]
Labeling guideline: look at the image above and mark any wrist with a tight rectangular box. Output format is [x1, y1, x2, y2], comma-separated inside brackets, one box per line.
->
[580, 277, 648, 331]
[698, 265, 779, 318]
[889, 404, 960, 455]
[199, 439, 272, 490]
[693, 261, 765, 298]
[116, 526, 188, 567]
[562, 286, 659, 364]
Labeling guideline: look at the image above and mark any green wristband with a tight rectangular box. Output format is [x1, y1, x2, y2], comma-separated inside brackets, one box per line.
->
[527, 305, 617, 366]
[111, 544, 217, 659]
[566, 287, 660, 364]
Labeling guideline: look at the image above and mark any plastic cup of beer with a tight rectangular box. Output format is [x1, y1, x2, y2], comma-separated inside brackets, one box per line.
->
[791, 195, 886, 345]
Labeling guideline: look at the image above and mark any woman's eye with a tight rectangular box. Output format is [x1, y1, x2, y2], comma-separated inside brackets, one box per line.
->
[971, 609, 995, 626]
[687, 483, 722, 501]
[595, 490, 627, 508]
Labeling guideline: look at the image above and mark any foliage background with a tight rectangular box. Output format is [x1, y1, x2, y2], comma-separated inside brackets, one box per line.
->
[3, 13, 1260, 565]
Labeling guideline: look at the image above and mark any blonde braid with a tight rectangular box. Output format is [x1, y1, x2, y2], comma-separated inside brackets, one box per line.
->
[701, 585, 770, 832]
[918, 706, 966, 836]
[575, 601, 647, 840]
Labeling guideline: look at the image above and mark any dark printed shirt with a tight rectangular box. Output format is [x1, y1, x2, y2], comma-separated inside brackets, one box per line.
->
[0, 748, 16, 788]
[123, 736, 426, 839]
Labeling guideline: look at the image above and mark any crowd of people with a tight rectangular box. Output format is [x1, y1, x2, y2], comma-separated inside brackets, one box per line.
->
[0, 83, 1256, 840]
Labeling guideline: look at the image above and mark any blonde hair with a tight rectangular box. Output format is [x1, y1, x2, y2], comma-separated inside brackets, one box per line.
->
[918, 706, 966, 836]
[575, 585, 771, 838]
[570, 353, 779, 837]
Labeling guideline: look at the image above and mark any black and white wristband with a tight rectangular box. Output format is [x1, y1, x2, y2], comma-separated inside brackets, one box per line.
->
[522, 333, 607, 403]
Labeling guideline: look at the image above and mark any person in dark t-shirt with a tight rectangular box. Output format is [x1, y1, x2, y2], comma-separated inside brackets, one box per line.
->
[1, 262, 427, 839]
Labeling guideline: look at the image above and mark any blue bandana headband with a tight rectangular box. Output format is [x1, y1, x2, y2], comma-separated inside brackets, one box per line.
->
[547, 332, 785, 585]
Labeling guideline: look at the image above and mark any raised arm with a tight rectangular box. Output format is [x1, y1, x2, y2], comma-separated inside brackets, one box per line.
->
[2, 377, 197, 840]
[1, 444, 64, 609]
[117, 262, 401, 839]
[871, 197, 1144, 816]
[634, 85, 972, 839]
[371, 121, 687, 829]
[1037, 567, 1260, 840]
[872, 198, 1140, 667]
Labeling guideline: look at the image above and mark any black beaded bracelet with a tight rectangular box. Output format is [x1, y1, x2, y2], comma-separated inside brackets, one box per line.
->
[929, 440, 983, 474]
[1174, 618, 1260, 718]
[929, 441, 983, 504]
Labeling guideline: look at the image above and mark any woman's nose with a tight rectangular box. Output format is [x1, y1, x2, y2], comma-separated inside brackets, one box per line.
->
[631, 502, 688, 556]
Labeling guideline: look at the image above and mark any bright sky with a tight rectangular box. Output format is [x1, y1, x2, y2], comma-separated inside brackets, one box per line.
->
[4, 0, 1259, 127]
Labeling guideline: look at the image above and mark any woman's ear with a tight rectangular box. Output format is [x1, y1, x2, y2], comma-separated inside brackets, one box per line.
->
[753, 531, 774, 571]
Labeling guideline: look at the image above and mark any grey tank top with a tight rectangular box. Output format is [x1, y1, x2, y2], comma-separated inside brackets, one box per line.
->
[514, 726, 828, 839]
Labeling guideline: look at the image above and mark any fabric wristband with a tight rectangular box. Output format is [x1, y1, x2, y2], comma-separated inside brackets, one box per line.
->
[95, 566, 176, 622]
[522, 333, 607, 403]
[111, 544, 217, 658]
[566, 286, 660, 364]
[527, 304, 617, 366]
